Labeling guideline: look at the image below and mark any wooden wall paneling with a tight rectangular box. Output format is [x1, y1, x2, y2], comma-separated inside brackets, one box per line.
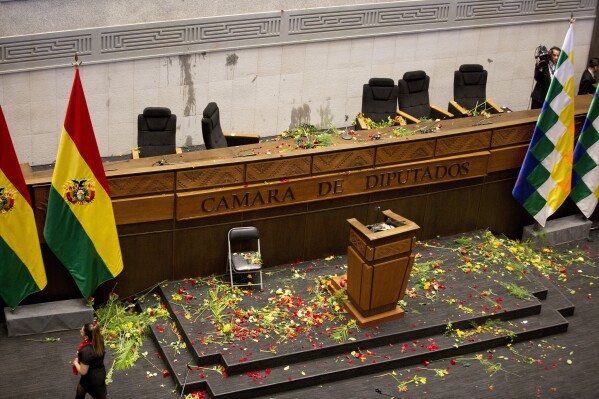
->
[477, 176, 532, 238]
[487, 144, 528, 173]
[113, 194, 175, 225]
[420, 180, 484, 239]
[245, 214, 308, 267]
[173, 223, 239, 279]
[303, 204, 370, 261]
[108, 172, 174, 198]
[31, 185, 49, 242]
[114, 231, 175, 297]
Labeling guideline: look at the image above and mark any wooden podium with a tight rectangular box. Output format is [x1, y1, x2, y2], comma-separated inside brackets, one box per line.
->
[330, 210, 419, 327]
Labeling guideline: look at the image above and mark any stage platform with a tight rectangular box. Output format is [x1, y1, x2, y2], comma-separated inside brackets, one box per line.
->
[137, 230, 580, 398]
[1, 229, 598, 399]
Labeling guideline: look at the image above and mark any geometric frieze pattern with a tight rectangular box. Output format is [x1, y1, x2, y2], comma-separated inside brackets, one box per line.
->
[456, 0, 594, 21]
[176, 165, 245, 190]
[101, 18, 280, 53]
[375, 140, 435, 166]
[108, 172, 174, 198]
[312, 149, 375, 174]
[246, 157, 311, 183]
[491, 124, 535, 147]
[1, 0, 595, 73]
[288, 4, 450, 35]
[435, 131, 492, 157]
[1, 35, 92, 64]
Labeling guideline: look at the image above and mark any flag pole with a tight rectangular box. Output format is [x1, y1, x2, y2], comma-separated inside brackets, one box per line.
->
[71, 53, 82, 68]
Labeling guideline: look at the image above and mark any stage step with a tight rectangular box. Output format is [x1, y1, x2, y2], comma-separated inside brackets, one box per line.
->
[137, 230, 578, 398]
[174, 307, 568, 398]
[3, 298, 93, 337]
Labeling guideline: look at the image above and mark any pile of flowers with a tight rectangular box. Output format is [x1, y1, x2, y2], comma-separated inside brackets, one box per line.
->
[234, 251, 263, 265]
[353, 113, 406, 130]
[95, 292, 170, 382]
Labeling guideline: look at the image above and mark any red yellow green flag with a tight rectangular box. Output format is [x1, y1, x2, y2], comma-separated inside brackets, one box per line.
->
[0, 105, 47, 309]
[43, 68, 123, 298]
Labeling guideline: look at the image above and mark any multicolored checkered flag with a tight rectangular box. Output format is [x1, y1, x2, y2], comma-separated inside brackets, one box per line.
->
[571, 86, 599, 217]
[513, 23, 575, 227]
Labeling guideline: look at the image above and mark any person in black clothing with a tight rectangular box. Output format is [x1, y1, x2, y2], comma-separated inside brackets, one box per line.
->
[531, 46, 561, 109]
[578, 58, 599, 95]
[72, 322, 107, 399]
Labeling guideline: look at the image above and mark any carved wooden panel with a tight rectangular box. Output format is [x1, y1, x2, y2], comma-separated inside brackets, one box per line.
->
[435, 131, 492, 156]
[176, 165, 245, 190]
[245, 157, 311, 183]
[373, 237, 414, 261]
[312, 149, 375, 174]
[349, 229, 373, 261]
[108, 173, 174, 198]
[491, 124, 534, 147]
[376, 140, 435, 166]
[113, 194, 174, 225]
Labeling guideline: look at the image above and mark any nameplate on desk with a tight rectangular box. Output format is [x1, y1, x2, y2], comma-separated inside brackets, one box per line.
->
[176, 152, 490, 220]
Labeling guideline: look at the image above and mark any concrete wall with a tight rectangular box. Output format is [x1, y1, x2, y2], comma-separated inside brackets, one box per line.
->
[0, 1, 596, 166]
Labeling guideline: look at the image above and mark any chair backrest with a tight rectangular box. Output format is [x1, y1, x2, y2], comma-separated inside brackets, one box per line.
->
[453, 64, 488, 111]
[201, 102, 228, 149]
[361, 78, 398, 123]
[397, 71, 431, 119]
[137, 107, 177, 158]
[229, 226, 260, 242]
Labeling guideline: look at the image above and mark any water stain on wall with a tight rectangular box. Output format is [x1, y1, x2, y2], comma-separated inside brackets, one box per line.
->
[226, 53, 238, 80]
[179, 54, 196, 117]
[290, 104, 311, 128]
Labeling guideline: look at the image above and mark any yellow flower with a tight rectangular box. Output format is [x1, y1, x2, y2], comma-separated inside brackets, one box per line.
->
[221, 324, 231, 333]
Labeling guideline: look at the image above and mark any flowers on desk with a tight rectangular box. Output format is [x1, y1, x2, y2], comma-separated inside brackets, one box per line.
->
[280, 123, 336, 149]
[353, 113, 406, 130]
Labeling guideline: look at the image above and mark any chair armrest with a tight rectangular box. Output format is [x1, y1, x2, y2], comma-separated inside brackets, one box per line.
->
[485, 99, 504, 114]
[448, 101, 469, 117]
[430, 104, 454, 119]
[396, 109, 420, 124]
[224, 133, 260, 147]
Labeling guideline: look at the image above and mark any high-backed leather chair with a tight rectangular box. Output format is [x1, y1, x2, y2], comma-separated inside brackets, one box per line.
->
[201, 102, 260, 149]
[449, 64, 503, 117]
[397, 71, 453, 123]
[135, 107, 177, 158]
[360, 78, 399, 126]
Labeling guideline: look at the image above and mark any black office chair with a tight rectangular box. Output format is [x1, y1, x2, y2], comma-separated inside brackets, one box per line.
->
[359, 78, 399, 128]
[201, 102, 260, 149]
[227, 227, 263, 290]
[397, 71, 454, 123]
[135, 107, 178, 158]
[449, 64, 503, 117]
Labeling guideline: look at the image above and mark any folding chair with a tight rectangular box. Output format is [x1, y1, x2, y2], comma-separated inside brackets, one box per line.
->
[227, 227, 263, 290]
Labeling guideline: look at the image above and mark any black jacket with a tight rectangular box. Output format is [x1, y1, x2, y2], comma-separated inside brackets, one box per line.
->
[578, 69, 597, 95]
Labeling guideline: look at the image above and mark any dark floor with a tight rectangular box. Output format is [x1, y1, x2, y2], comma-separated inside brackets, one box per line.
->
[1, 230, 598, 399]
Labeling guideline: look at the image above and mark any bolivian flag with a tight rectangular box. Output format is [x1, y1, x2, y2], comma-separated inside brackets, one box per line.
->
[0, 105, 47, 309]
[44, 68, 123, 298]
